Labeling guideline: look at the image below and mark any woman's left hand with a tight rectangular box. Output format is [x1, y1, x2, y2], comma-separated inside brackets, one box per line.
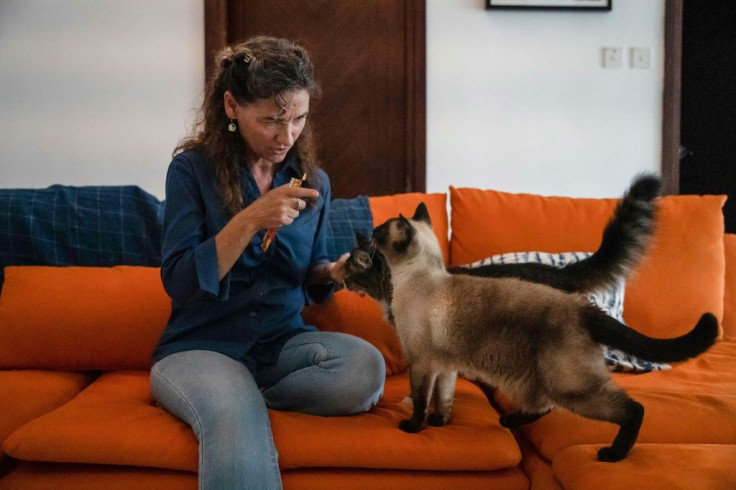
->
[308, 253, 350, 287]
[327, 252, 350, 286]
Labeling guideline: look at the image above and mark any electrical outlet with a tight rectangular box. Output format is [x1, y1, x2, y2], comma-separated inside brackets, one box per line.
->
[602, 47, 623, 69]
[630, 47, 652, 69]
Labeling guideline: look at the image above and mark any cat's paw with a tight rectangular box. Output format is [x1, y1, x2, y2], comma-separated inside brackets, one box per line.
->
[597, 446, 627, 462]
[399, 419, 423, 433]
[427, 412, 450, 427]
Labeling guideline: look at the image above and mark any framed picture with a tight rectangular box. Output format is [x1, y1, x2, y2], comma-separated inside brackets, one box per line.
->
[486, 0, 612, 11]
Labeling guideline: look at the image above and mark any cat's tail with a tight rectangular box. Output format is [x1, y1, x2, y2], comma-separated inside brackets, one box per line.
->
[566, 173, 661, 293]
[584, 308, 719, 362]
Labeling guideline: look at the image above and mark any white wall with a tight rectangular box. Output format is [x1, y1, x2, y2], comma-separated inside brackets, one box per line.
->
[0, 0, 663, 199]
[0, 0, 203, 199]
[427, 0, 664, 197]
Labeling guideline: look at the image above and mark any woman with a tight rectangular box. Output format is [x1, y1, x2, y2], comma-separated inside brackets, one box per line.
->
[150, 37, 385, 490]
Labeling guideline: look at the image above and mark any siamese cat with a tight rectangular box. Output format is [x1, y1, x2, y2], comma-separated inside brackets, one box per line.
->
[346, 198, 717, 462]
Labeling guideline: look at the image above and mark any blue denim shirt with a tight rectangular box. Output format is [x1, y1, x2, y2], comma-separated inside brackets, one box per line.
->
[152, 148, 333, 367]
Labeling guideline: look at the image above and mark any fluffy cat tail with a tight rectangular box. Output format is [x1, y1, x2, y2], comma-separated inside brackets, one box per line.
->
[565, 173, 661, 293]
[584, 308, 719, 362]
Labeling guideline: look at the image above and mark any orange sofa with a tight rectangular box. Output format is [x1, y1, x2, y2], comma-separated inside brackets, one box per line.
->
[1, 188, 735, 489]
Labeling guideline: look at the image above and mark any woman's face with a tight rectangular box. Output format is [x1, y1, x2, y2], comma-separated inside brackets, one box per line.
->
[224, 89, 310, 165]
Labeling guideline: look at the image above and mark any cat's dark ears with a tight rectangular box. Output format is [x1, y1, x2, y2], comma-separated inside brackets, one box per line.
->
[412, 202, 432, 225]
[355, 232, 371, 245]
[397, 202, 431, 228]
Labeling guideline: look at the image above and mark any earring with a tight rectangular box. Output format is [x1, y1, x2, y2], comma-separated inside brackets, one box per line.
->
[228, 119, 237, 132]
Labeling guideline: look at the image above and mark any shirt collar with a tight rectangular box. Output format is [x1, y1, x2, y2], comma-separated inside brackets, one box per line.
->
[280, 152, 301, 177]
[238, 151, 301, 180]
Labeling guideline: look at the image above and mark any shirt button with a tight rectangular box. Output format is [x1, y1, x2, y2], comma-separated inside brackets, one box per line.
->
[249, 311, 256, 317]
[258, 290, 264, 297]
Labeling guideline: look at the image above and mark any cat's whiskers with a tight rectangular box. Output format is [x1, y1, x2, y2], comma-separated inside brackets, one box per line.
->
[367, 240, 377, 261]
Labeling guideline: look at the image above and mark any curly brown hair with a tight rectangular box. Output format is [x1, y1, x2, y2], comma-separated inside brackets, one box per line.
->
[174, 36, 322, 216]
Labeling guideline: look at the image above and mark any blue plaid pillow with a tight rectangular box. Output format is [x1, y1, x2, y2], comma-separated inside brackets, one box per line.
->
[326, 196, 373, 262]
[465, 252, 670, 373]
[0, 185, 165, 291]
[0, 185, 373, 291]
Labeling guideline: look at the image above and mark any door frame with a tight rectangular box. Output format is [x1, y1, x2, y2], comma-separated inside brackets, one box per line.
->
[662, 0, 683, 195]
[202, 0, 427, 193]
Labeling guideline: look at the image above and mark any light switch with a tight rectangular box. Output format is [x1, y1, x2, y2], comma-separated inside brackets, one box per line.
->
[602, 47, 623, 69]
[630, 47, 652, 69]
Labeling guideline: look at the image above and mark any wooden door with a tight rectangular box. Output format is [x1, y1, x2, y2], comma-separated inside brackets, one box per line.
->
[205, 0, 426, 199]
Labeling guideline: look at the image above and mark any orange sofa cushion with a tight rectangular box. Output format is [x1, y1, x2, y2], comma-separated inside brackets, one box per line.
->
[724, 234, 736, 341]
[282, 467, 528, 490]
[0, 462, 197, 490]
[0, 370, 95, 460]
[3, 371, 520, 473]
[0, 266, 170, 370]
[495, 341, 736, 461]
[450, 188, 726, 339]
[552, 444, 736, 490]
[0, 463, 529, 490]
[303, 193, 449, 376]
[2, 371, 198, 472]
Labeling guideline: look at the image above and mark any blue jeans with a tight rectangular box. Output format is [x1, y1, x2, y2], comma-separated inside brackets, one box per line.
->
[150, 331, 385, 490]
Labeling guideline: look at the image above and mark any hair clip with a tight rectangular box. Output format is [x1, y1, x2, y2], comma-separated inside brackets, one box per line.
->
[220, 47, 234, 64]
[242, 49, 254, 64]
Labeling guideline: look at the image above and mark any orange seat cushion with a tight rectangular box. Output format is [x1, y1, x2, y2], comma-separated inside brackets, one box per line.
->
[282, 467, 528, 490]
[495, 341, 736, 461]
[0, 370, 95, 459]
[0, 266, 170, 370]
[552, 444, 736, 490]
[450, 188, 726, 339]
[0, 462, 197, 490]
[0, 462, 529, 490]
[724, 234, 736, 341]
[2, 371, 198, 472]
[3, 371, 520, 473]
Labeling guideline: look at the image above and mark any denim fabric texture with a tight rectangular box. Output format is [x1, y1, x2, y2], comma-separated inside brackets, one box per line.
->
[150, 331, 385, 490]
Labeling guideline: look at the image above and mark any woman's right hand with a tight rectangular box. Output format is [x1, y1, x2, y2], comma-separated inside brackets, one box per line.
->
[214, 183, 319, 280]
[241, 183, 320, 231]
